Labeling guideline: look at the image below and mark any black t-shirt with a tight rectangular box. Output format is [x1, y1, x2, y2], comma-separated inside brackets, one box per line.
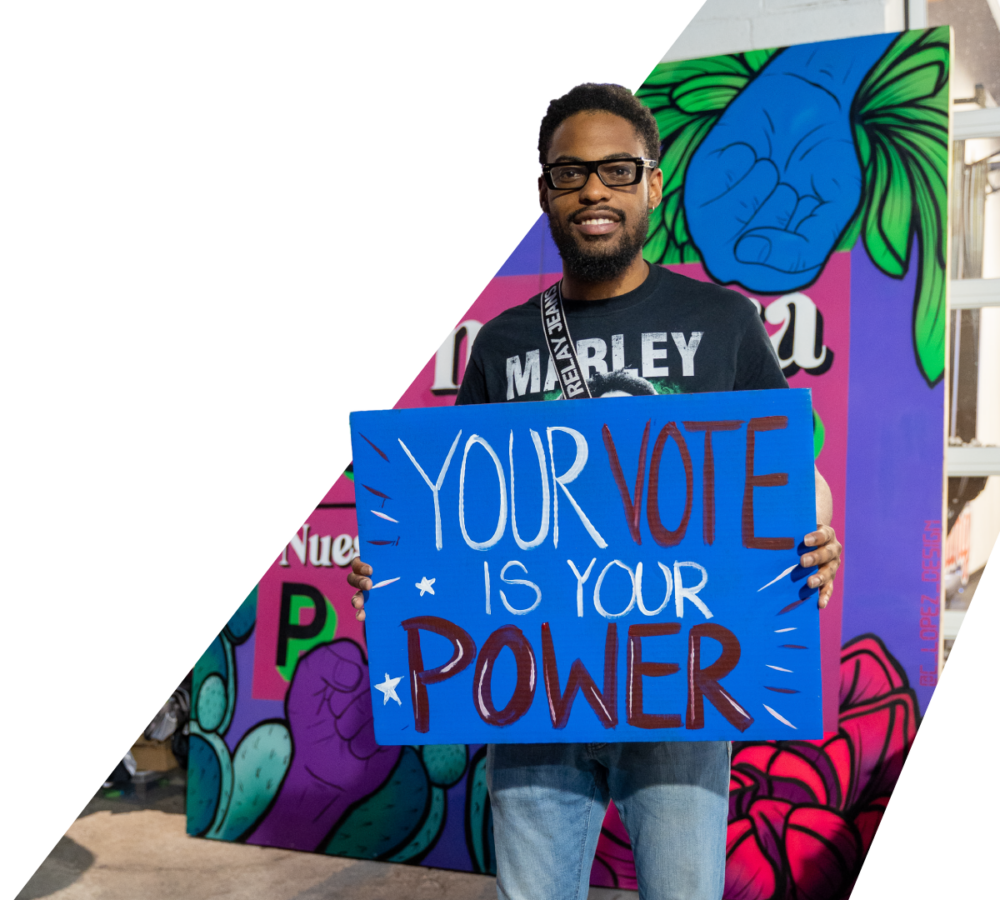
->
[456, 263, 788, 405]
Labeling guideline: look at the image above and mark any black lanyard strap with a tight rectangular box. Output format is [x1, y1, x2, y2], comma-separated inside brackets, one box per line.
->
[539, 281, 593, 400]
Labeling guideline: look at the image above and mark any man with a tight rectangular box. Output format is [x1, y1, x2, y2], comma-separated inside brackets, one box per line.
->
[350, 83, 842, 900]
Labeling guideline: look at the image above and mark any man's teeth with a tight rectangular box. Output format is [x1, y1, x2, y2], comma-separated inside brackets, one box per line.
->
[580, 218, 615, 225]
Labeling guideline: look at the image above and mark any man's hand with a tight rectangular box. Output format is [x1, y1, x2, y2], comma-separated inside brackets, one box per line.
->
[801, 524, 842, 609]
[348, 557, 373, 621]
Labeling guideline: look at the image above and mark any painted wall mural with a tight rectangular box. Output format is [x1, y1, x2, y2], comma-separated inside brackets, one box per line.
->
[187, 27, 948, 900]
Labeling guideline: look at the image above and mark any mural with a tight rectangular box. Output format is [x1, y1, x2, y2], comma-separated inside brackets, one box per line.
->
[187, 27, 948, 900]
[641, 28, 949, 386]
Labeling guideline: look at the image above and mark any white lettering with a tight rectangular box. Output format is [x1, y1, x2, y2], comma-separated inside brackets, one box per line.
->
[459, 434, 508, 550]
[576, 338, 608, 381]
[673, 561, 713, 619]
[641, 332, 670, 377]
[544, 354, 558, 392]
[332, 534, 356, 567]
[510, 429, 550, 550]
[670, 332, 703, 377]
[546, 427, 608, 549]
[765, 293, 829, 372]
[309, 533, 333, 567]
[506, 350, 541, 400]
[611, 334, 639, 376]
[567, 558, 596, 617]
[431, 320, 482, 394]
[499, 560, 542, 615]
[283, 524, 309, 566]
[594, 560, 637, 620]
[399, 431, 462, 551]
[639, 562, 674, 616]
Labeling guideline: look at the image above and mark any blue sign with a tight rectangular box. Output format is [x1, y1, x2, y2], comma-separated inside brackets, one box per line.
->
[350, 389, 822, 744]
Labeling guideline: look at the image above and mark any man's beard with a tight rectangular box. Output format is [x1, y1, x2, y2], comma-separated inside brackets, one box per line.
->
[548, 206, 649, 284]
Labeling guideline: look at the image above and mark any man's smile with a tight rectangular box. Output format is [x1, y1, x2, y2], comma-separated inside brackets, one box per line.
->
[571, 209, 623, 237]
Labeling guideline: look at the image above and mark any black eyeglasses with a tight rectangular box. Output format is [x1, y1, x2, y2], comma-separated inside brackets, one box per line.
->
[541, 157, 657, 191]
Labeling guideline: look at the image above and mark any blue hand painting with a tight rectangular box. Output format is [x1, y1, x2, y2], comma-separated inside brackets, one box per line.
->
[684, 35, 896, 293]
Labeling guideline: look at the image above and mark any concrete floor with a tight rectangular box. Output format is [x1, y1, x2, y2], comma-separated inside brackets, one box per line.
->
[17, 773, 639, 900]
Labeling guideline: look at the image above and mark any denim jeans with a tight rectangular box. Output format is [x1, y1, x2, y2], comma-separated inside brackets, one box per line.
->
[486, 741, 730, 900]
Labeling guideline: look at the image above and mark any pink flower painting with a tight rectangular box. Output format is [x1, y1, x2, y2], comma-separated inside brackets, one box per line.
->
[591, 634, 920, 899]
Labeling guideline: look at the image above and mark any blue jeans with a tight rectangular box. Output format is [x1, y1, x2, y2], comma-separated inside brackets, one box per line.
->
[486, 741, 730, 900]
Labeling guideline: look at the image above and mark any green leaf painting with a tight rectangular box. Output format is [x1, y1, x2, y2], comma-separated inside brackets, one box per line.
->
[851, 27, 950, 386]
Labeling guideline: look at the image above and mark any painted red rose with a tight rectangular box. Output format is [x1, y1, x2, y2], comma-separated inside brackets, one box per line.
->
[723, 635, 920, 900]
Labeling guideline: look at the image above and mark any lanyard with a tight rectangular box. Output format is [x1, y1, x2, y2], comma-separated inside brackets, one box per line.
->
[539, 281, 593, 400]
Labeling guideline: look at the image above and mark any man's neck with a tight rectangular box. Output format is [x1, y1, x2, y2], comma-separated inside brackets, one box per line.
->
[560, 255, 650, 301]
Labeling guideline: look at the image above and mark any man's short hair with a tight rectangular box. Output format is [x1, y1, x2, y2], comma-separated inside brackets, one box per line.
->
[538, 83, 661, 165]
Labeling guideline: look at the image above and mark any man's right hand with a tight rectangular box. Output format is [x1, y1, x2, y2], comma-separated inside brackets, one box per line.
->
[347, 557, 373, 621]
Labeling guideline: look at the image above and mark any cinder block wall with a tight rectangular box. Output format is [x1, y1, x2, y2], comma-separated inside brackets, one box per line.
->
[664, 0, 913, 60]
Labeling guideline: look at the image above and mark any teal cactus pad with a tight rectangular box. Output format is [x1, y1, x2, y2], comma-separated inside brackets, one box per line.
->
[323, 747, 430, 859]
[215, 722, 291, 841]
[420, 745, 468, 788]
[186, 734, 221, 836]
[194, 636, 227, 696]
[465, 749, 494, 874]
[387, 786, 446, 863]
[196, 673, 228, 733]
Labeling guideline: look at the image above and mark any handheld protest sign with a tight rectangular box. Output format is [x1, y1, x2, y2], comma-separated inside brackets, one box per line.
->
[350, 388, 822, 745]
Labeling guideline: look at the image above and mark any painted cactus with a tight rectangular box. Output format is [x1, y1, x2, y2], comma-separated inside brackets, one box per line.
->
[187, 589, 293, 842]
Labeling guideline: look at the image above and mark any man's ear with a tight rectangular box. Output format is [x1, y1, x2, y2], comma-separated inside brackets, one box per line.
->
[538, 175, 550, 213]
[647, 164, 663, 211]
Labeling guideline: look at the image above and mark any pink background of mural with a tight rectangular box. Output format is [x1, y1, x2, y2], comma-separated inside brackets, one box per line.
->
[252, 502, 364, 701]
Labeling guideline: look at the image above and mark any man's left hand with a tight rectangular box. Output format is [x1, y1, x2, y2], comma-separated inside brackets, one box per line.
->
[801, 524, 842, 609]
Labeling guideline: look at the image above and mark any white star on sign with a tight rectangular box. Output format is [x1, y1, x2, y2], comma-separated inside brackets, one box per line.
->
[415, 576, 436, 596]
[374, 673, 402, 706]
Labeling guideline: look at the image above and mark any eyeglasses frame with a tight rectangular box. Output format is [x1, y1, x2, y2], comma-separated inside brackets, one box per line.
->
[541, 157, 659, 191]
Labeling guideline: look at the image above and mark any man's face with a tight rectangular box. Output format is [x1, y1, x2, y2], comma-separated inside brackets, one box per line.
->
[540, 110, 662, 283]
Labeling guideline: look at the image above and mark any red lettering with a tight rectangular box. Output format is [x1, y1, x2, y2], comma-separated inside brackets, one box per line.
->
[541, 622, 618, 729]
[682, 420, 743, 545]
[601, 421, 651, 545]
[626, 623, 682, 729]
[742, 416, 794, 551]
[472, 624, 536, 727]
[686, 623, 754, 732]
[647, 422, 694, 548]
[401, 616, 477, 733]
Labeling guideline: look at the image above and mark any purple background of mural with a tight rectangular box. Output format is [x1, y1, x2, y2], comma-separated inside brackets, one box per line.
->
[226, 631, 284, 753]
[422, 775, 476, 870]
[844, 240, 942, 714]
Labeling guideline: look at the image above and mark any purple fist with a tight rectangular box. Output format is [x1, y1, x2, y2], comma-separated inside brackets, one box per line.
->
[248, 639, 401, 850]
